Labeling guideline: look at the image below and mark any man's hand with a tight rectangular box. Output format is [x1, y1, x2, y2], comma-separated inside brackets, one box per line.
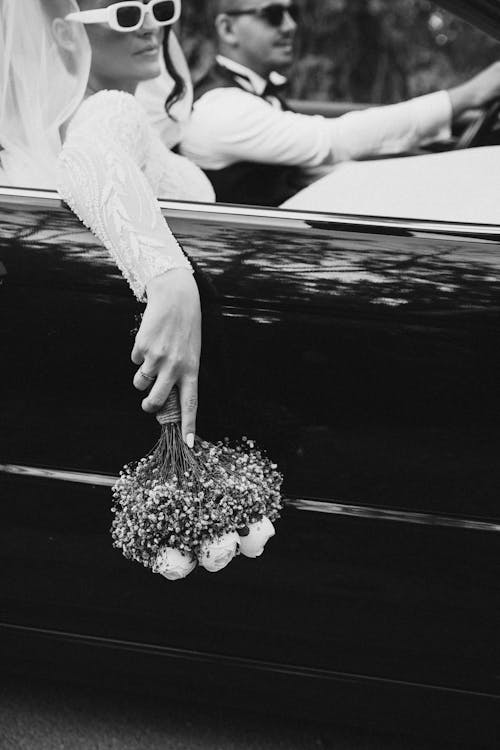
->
[131, 268, 201, 448]
[448, 62, 500, 118]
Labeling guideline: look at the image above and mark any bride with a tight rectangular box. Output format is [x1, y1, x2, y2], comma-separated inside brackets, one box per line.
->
[0, 0, 216, 447]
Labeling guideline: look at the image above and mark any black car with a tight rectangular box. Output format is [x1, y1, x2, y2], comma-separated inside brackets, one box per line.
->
[1, 0, 499, 744]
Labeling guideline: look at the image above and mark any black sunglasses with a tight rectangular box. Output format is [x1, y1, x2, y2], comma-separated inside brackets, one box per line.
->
[226, 3, 300, 27]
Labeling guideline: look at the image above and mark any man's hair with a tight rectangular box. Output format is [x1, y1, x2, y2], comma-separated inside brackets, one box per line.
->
[209, 0, 243, 21]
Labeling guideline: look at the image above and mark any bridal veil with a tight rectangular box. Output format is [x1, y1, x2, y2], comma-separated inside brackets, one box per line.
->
[0, 0, 193, 188]
[0, 0, 91, 187]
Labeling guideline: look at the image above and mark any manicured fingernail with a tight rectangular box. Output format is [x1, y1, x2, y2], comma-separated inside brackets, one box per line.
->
[186, 433, 195, 449]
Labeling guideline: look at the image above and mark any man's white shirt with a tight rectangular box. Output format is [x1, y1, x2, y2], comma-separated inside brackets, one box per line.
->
[180, 55, 453, 171]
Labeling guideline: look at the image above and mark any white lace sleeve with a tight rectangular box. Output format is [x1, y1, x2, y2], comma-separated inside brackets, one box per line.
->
[57, 90, 192, 301]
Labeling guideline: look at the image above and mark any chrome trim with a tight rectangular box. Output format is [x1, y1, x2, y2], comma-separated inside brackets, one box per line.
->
[1, 186, 499, 238]
[0, 463, 115, 488]
[1, 463, 498, 532]
[289, 497, 500, 532]
[1, 622, 499, 698]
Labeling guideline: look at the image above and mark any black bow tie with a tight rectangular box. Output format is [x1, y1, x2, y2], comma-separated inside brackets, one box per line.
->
[262, 79, 288, 99]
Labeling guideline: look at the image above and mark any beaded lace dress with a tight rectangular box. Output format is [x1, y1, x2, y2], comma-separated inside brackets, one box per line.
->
[57, 90, 215, 301]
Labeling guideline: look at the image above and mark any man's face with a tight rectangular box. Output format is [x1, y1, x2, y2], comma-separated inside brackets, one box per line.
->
[225, 1, 298, 76]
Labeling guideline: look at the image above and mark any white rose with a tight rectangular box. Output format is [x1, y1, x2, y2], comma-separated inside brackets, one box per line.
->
[238, 517, 275, 558]
[153, 546, 197, 581]
[198, 531, 239, 572]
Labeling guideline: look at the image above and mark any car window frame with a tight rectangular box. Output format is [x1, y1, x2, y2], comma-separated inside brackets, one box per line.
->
[1, 186, 500, 244]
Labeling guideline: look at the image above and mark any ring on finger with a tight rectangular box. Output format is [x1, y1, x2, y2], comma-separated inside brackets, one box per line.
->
[139, 368, 156, 382]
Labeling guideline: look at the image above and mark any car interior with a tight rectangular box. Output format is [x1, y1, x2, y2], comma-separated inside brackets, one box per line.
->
[1, 1, 500, 220]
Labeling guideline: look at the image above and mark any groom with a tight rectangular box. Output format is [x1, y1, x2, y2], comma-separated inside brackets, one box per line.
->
[179, 0, 500, 205]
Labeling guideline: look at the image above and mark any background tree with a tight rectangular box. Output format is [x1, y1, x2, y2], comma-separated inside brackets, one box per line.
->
[179, 0, 500, 103]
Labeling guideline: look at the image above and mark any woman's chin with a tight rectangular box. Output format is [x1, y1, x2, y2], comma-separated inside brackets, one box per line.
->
[134, 59, 162, 82]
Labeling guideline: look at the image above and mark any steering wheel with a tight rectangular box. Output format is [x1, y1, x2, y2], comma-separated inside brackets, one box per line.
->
[454, 98, 500, 150]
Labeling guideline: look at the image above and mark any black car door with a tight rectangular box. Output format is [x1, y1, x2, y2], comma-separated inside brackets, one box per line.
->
[1, 189, 499, 718]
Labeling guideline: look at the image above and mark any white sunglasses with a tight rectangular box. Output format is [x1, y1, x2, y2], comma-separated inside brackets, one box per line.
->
[66, 0, 181, 33]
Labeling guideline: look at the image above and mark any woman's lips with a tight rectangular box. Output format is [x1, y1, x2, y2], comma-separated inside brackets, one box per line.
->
[135, 46, 160, 56]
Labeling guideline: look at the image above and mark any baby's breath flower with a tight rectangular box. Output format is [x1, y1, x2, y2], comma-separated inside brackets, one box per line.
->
[111, 432, 282, 571]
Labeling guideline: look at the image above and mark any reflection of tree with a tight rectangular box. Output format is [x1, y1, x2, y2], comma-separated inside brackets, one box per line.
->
[180, 0, 500, 104]
[173, 215, 500, 513]
[0, 204, 129, 296]
[175, 219, 500, 315]
[3, 201, 500, 510]
[3, 201, 499, 314]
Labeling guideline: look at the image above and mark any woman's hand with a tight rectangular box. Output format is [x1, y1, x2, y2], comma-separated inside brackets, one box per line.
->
[131, 268, 201, 447]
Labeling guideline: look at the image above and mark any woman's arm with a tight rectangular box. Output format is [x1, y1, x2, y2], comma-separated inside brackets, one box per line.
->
[132, 268, 200, 447]
[57, 91, 199, 443]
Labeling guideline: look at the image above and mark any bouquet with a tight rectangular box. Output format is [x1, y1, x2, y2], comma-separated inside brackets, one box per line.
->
[111, 388, 283, 580]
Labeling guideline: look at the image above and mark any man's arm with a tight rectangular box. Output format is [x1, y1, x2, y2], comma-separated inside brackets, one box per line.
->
[180, 87, 334, 169]
[181, 87, 451, 169]
[325, 91, 452, 162]
[447, 62, 500, 117]
[181, 62, 500, 170]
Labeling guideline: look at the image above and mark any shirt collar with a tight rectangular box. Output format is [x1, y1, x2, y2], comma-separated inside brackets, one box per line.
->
[216, 55, 287, 96]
